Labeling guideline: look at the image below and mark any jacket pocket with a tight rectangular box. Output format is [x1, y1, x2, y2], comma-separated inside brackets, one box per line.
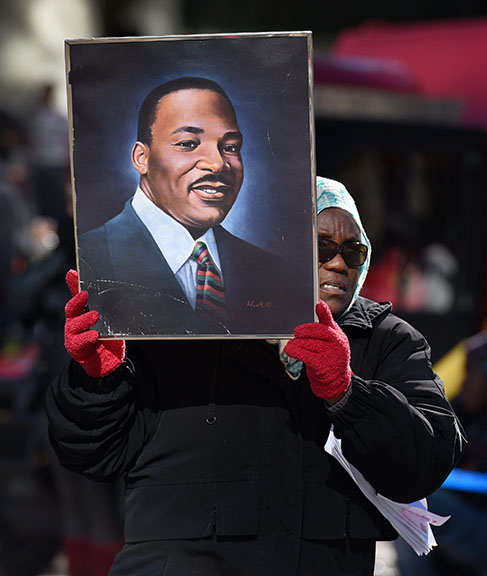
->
[124, 480, 259, 542]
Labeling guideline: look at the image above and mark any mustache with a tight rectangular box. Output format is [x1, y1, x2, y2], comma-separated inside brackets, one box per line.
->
[190, 173, 235, 188]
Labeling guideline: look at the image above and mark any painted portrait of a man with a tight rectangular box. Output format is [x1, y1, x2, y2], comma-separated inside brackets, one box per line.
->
[67, 33, 316, 338]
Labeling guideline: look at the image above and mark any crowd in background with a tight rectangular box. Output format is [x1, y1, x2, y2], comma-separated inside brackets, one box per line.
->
[0, 84, 124, 576]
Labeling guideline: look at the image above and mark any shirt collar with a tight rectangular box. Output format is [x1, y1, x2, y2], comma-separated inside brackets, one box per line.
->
[131, 187, 222, 274]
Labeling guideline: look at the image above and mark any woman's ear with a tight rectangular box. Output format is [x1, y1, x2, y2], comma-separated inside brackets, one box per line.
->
[131, 141, 149, 175]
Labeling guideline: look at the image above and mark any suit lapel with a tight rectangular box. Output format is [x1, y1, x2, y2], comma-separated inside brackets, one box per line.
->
[213, 225, 238, 300]
[105, 200, 189, 302]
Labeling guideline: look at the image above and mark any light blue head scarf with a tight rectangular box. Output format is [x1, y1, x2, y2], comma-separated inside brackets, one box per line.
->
[316, 176, 371, 315]
[280, 176, 371, 379]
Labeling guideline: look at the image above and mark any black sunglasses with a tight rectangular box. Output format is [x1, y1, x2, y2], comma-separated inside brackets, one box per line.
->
[318, 239, 368, 268]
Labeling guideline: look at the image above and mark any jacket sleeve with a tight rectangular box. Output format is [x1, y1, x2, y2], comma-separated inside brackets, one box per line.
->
[328, 314, 466, 503]
[45, 352, 154, 481]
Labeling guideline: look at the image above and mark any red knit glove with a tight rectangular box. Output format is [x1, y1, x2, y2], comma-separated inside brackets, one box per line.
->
[284, 300, 352, 400]
[64, 269, 125, 377]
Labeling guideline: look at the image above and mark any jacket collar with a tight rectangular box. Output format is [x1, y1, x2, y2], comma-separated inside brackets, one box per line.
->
[338, 296, 392, 331]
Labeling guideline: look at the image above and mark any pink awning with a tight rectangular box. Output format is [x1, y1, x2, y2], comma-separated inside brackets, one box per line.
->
[330, 18, 487, 127]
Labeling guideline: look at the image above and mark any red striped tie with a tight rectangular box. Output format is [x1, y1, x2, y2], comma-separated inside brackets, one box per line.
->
[191, 241, 227, 325]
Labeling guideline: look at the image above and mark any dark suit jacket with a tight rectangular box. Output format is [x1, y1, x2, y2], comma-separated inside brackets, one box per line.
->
[78, 200, 307, 337]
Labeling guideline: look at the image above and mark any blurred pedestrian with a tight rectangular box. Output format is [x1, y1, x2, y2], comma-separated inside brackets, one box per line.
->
[28, 83, 72, 257]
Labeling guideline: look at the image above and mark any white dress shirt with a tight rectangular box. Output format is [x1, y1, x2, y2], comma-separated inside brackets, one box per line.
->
[131, 187, 223, 310]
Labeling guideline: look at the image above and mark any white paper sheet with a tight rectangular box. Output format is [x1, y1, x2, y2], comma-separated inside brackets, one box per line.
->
[324, 426, 450, 555]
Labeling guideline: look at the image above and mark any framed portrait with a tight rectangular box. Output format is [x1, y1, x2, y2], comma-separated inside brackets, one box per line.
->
[66, 31, 317, 339]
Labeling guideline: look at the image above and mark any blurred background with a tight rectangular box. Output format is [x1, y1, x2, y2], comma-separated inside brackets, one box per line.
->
[0, 1, 486, 575]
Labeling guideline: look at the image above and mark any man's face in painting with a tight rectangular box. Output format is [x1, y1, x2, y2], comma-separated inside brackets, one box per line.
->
[132, 88, 244, 238]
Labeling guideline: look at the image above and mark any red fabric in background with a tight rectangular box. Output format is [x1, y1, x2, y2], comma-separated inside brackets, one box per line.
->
[330, 18, 487, 127]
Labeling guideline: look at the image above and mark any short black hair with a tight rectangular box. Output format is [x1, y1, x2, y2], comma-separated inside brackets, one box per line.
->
[137, 77, 235, 145]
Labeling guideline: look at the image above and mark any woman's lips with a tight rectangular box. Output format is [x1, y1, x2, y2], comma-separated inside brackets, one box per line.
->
[320, 282, 346, 295]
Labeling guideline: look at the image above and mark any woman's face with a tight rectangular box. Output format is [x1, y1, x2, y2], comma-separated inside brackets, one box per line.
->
[317, 208, 362, 318]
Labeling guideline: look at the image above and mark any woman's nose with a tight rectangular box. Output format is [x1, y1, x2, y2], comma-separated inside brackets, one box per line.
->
[321, 252, 348, 272]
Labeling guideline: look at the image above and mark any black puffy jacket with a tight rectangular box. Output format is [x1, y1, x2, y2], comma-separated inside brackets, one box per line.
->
[46, 296, 465, 557]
